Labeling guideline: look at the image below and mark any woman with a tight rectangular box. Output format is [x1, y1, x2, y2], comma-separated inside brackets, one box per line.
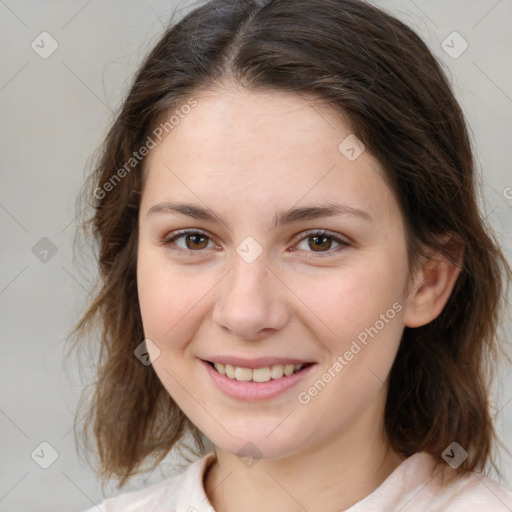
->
[71, 1, 512, 510]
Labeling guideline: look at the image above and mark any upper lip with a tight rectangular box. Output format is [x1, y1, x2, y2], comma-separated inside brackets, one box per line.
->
[202, 356, 315, 369]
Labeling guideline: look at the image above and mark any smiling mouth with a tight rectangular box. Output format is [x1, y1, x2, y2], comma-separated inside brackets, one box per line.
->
[206, 361, 313, 383]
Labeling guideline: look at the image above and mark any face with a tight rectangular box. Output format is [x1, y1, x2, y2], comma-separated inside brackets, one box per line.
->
[137, 86, 412, 460]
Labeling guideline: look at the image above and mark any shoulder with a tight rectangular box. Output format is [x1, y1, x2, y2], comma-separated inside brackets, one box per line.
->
[436, 470, 512, 511]
[82, 452, 216, 512]
[352, 452, 512, 511]
[393, 452, 512, 511]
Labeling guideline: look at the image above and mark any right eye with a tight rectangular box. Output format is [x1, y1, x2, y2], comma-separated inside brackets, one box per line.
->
[160, 229, 218, 255]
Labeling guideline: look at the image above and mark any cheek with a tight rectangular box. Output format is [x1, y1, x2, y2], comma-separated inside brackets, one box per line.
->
[292, 252, 407, 359]
[136, 251, 217, 347]
[291, 261, 406, 426]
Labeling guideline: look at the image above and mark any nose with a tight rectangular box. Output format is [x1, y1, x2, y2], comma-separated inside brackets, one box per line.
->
[211, 255, 291, 341]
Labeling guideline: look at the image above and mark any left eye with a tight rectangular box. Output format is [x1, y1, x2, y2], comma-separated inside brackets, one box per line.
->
[160, 229, 350, 256]
[294, 230, 347, 254]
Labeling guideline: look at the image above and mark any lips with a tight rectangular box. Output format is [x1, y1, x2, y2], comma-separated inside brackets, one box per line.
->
[204, 356, 314, 369]
[201, 359, 316, 400]
[202, 356, 315, 384]
[210, 361, 308, 382]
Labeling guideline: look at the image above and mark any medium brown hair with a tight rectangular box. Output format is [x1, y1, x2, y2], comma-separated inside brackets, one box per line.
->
[67, 0, 511, 489]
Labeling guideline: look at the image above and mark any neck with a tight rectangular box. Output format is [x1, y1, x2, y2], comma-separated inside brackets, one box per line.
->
[203, 389, 405, 512]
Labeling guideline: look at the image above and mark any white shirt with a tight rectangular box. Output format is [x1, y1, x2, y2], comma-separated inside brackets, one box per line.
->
[84, 451, 512, 511]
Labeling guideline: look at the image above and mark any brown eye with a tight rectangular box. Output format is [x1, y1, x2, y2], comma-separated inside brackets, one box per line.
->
[162, 229, 216, 253]
[162, 228, 350, 258]
[308, 234, 335, 252]
[295, 230, 350, 256]
[184, 233, 209, 250]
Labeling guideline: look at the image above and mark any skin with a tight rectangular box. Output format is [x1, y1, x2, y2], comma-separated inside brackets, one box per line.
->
[136, 85, 462, 512]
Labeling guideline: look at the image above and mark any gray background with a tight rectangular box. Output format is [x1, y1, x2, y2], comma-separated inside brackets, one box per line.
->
[0, 1, 511, 511]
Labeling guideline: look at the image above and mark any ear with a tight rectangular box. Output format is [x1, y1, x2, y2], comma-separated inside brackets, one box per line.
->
[403, 233, 464, 328]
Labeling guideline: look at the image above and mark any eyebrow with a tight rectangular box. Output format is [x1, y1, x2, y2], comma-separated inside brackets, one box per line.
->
[146, 201, 373, 229]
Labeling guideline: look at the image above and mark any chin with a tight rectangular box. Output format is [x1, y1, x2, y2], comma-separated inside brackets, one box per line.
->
[207, 422, 313, 462]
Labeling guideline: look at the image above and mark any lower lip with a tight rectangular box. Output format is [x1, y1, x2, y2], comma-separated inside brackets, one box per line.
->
[201, 360, 316, 401]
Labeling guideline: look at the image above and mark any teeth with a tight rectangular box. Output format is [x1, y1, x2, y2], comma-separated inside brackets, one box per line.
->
[270, 364, 284, 379]
[253, 367, 271, 382]
[225, 364, 235, 379]
[284, 364, 294, 376]
[213, 362, 305, 382]
[234, 367, 252, 381]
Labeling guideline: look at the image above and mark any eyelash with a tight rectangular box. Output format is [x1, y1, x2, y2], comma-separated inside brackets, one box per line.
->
[159, 229, 351, 258]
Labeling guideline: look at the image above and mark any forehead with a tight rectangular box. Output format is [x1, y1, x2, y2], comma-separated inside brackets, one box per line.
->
[159, 87, 351, 161]
[142, 87, 397, 224]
